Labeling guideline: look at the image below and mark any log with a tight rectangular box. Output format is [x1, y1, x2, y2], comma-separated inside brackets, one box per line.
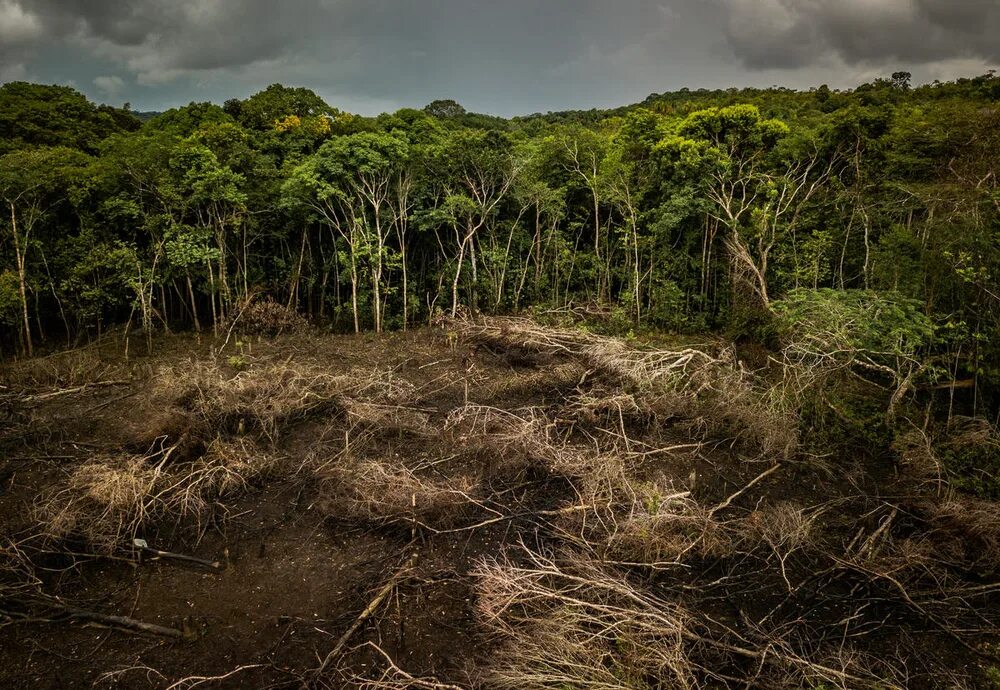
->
[63, 607, 187, 639]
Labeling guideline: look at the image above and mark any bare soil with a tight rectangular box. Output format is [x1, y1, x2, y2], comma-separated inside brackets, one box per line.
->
[1, 323, 997, 688]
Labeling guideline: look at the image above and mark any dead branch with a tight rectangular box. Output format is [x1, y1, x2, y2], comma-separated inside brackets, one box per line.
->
[306, 552, 420, 687]
[708, 463, 783, 517]
[356, 641, 467, 689]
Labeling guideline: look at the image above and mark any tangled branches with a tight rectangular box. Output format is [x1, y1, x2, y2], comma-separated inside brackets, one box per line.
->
[37, 438, 275, 552]
[474, 546, 893, 690]
[451, 316, 798, 457]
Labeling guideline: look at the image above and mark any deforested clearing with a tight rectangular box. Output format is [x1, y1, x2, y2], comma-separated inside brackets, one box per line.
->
[1, 317, 998, 689]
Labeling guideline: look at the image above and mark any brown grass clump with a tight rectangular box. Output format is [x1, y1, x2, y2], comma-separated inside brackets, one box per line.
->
[162, 438, 279, 525]
[607, 491, 732, 565]
[444, 403, 560, 473]
[473, 548, 697, 689]
[157, 359, 414, 442]
[41, 456, 166, 552]
[38, 438, 277, 552]
[924, 497, 1000, 571]
[567, 387, 647, 429]
[341, 400, 432, 437]
[159, 360, 339, 440]
[474, 361, 585, 403]
[318, 459, 482, 531]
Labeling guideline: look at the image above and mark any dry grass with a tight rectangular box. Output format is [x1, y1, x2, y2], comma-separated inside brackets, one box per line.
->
[452, 316, 798, 458]
[38, 438, 276, 552]
[41, 456, 166, 552]
[451, 316, 714, 387]
[7, 319, 995, 688]
[473, 548, 697, 689]
[157, 359, 414, 442]
[444, 403, 560, 474]
[925, 497, 1000, 571]
[473, 546, 893, 690]
[0, 536, 44, 601]
[0, 341, 134, 390]
[318, 459, 481, 531]
[341, 400, 433, 436]
[607, 493, 733, 565]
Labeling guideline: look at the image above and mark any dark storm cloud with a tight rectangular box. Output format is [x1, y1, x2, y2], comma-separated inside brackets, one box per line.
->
[13, 0, 668, 80]
[720, 0, 1000, 69]
[1, 0, 997, 114]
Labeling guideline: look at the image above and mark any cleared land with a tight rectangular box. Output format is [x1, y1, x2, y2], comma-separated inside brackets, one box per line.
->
[1, 318, 998, 688]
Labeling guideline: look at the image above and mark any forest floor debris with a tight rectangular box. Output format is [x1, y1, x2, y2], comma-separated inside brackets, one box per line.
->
[0, 317, 998, 688]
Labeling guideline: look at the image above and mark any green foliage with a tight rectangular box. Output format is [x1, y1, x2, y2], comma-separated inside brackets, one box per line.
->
[774, 289, 934, 360]
[987, 664, 1000, 689]
[0, 270, 21, 325]
[147, 102, 233, 136]
[800, 382, 894, 455]
[0, 82, 138, 154]
[927, 424, 1000, 499]
[237, 84, 338, 131]
[423, 99, 467, 119]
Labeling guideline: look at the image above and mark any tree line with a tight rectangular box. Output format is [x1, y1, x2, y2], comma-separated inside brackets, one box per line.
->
[1, 74, 999, 409]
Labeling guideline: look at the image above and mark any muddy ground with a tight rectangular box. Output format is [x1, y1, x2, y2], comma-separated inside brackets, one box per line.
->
[1, 321, 998, 688]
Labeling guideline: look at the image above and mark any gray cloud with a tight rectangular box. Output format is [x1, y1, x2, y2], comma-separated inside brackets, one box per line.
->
[720, 0, 1000, 69]
[1, 1, 997, 115]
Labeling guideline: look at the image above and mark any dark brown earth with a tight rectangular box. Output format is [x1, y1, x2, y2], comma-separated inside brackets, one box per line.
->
[1, 324, 998, 689]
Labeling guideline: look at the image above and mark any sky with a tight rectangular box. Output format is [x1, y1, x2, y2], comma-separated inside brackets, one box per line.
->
[1, 0, 998, 116]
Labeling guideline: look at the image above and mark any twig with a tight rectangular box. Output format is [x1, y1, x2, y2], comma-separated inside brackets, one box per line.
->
[856, 507, 897, 560]
[138, 544, 224, 571]
[164, 665, 265, 689]
[22, 380, 131, 403]
[305, 552, 419, 686]
[708, 463, 783, 517]
[361, 641, 466, 689]
[37, 603, 187, 639]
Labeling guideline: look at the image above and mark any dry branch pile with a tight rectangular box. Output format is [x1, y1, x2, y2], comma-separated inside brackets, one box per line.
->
[473, 547, 892, 690]
[450, 316, 798, 457]
[318, 459, 481, 531]
[38, 439, 276, 552]
[226, 297, 309, 336]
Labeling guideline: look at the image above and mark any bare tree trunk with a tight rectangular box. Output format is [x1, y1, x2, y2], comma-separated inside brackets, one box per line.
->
[9, 202, 32, 356]
[207, 261, 219, 337]
[349, 243, 360, 333]
[186, 272, 202, 332]
[451, 232, 468, 318]
[287, 228, 308, 311]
